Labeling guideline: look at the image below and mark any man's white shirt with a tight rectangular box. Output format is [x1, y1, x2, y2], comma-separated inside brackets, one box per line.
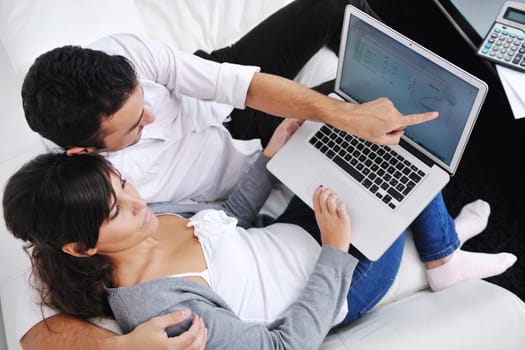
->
[92, 33, 262, 203]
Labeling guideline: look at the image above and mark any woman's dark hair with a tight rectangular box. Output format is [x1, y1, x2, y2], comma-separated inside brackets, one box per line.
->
[22, 45, 138, 149]
[2, 153, 119, 319]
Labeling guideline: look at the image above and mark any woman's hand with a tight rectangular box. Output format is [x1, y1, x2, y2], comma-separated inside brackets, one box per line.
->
[263, 118, 304, 157]
[313, 186, 351, 252]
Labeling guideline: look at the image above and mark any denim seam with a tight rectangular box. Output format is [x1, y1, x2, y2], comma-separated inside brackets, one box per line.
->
[419, 240, 460, 263]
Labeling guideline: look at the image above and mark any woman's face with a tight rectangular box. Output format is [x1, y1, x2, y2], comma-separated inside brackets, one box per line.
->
[95, 173, 159, 255]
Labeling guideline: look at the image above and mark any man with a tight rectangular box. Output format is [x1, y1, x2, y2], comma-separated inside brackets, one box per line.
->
[18, 0, 438, 348]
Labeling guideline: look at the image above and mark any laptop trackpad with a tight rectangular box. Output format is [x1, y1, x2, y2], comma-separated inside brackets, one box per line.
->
[306, 172, 361, 208]
[306, 171, 393, 261]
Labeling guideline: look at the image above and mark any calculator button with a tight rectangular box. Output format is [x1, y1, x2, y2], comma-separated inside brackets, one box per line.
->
[479, 23, 525, 71]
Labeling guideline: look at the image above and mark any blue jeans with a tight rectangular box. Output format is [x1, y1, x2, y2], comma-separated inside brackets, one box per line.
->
[275, 192, 460, 325]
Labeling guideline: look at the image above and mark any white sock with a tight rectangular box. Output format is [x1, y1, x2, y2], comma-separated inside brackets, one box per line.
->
[454, 199, 491, 245]
[426, 250, 517, 291]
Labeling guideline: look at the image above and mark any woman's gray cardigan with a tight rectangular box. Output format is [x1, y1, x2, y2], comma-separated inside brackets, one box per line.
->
[107, 154, 359, 350]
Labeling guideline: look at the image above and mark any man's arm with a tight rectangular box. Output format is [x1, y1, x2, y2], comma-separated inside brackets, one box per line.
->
[245, 72, 439, 145]
[21, 310, 207, 350]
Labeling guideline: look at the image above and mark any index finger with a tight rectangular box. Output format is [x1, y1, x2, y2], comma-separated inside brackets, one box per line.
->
[169, 315, 206, 348]
[312, 185, 323, 214]
[158, 309, 192, 327]
[400, 111, 439, 128]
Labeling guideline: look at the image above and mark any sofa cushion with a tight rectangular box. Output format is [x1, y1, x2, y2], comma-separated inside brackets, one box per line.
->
[135, 0, 293, 54]
[0, 0, 147, 76]
[322, 279, 525, 349]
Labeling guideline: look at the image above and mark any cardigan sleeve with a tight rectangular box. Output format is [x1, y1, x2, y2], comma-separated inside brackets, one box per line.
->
[221, 153, 275, 228]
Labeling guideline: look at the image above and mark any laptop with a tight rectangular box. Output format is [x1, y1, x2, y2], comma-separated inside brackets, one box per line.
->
[267, 5, 488, 261]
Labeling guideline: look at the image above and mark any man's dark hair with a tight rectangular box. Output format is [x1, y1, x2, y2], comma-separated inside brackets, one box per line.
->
[22, 45, 138, 148]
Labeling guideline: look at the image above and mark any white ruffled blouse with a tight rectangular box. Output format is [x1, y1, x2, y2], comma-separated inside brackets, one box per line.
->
[182, 209, 348, 325]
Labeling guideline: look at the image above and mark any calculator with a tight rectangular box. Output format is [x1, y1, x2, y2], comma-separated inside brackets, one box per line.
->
[477, 1, 525, 72]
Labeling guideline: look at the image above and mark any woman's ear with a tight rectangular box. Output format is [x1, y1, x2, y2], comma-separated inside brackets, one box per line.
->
[62, 243, 98, 257]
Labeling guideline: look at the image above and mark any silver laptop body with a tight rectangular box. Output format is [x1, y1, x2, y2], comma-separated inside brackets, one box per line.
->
[267, 5, 488, 261]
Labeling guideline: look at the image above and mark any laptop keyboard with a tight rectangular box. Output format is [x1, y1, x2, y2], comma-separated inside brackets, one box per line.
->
[309, 124, 427, 209]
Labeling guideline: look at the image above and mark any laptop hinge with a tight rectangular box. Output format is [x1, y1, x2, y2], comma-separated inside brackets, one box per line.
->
[399, 138, 434, 168]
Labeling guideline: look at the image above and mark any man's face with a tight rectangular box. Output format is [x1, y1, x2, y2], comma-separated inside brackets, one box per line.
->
[99, 85, 155, 152]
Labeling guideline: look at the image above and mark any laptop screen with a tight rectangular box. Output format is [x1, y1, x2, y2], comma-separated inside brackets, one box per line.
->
[337, 14, 483, 172]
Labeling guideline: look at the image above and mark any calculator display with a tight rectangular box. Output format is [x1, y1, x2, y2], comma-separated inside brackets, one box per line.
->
[504, 7, 525, 25]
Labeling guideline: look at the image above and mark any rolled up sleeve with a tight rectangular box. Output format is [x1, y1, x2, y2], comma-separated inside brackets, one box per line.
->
[215, 62, 260, 109]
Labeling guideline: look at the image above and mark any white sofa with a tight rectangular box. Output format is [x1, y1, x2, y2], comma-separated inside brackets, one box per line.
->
[0, 1, 524, 349]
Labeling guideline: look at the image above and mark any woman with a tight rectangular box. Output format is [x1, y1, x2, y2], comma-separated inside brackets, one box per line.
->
[3, 120, 516, 349]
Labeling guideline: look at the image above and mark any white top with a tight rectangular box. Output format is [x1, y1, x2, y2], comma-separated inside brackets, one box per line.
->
[170, 270, 212, 286]
[19, 33, 263, 340]
[187, 209, 348, 325]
